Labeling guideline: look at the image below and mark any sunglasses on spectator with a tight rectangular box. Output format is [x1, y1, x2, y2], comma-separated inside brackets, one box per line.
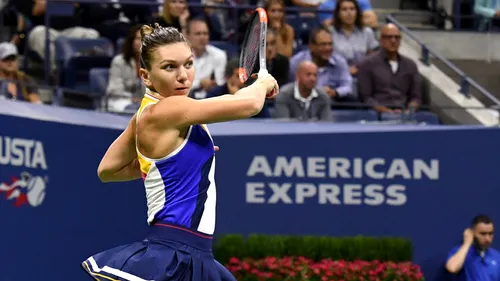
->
[381, 35, 401, 40]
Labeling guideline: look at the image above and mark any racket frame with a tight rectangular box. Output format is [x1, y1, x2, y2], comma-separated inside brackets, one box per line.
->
[238, 7, 269, 84]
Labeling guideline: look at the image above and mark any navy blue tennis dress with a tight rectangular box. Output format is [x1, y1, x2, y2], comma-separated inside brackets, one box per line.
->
[81, 90, 237, 281]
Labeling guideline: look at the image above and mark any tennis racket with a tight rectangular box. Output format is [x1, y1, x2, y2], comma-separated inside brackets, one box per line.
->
[239, 7, 275, 97]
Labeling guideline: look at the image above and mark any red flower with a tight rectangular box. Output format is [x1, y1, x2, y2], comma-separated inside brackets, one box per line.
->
[224, 256, 425, 281]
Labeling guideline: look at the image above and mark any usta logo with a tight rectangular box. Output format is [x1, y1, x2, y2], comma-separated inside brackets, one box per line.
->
[0, 172, 47, 207]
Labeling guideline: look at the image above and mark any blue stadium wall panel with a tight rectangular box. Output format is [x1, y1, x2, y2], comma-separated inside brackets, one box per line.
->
[0, 100, 499, 281]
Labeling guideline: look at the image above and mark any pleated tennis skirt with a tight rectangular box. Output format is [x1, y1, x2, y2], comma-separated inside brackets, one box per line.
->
[81, 223, 236, 281]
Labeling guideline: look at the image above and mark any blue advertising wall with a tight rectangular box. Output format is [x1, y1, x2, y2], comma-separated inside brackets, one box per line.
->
[1, 100, 499, 281]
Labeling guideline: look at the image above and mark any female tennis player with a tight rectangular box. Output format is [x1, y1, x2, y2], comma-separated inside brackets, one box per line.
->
[81, 24, 278, 281]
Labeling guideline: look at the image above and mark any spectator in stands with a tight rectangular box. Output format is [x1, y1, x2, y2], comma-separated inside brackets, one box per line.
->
[357, 24, 421, 113]
[153, 0, 190, 34]
[266, 29, 290, 87]
[318, 0, 378, 29]
[265, 0, 294, 58]
[13, 0, 99, 70]
[185, 18, 227, 100]
[105, 25, 144, 113]
[289, 26, 353, 101]
[206, 58, 271, 118]
[445, 214, 500, 281]
[201, 0, 230, 41]
[474, 0, 500, 31]
[0, 42, 40, 103]
[274, 61, 332, 121]
[330, 0, 379, 77]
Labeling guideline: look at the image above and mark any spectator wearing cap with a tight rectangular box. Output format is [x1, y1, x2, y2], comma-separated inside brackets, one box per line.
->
[0, 42, 40, 103]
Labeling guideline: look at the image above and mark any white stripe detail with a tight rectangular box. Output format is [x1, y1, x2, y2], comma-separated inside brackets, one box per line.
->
[145, 162, 167, 224]
[87, 257, 153, 281]
[197, 156, 216, 235]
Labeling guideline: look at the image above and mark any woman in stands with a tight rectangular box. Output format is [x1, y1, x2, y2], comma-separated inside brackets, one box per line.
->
[330, 0, 379, 77]
[265, 0, 295, 58]
[106, 25, 144, 113]
[81, 24, 278, 281]
[153, 0, 190, 34]
[0, 42, 40, 103]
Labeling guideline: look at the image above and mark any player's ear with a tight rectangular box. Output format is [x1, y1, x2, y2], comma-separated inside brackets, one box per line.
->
[139, 68, 153, 88]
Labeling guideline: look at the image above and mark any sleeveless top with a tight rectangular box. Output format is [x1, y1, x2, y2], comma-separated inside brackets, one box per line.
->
[135, 90, 217, 235]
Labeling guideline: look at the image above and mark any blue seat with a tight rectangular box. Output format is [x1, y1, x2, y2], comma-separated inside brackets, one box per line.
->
[414, 111, 441, 124]
[380, 111, 441, 124]
[89, 68, 110, 110]
[332, 110, 379, 123]
[55, 37, 114, 91]
[210, 41, 239, 59]
[116, 37, 125, 55]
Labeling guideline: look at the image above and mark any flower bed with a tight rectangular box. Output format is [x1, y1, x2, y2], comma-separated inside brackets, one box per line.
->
[225, 256, 425, 281]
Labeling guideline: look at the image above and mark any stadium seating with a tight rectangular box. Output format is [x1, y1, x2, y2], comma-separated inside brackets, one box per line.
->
[55, 37, 114, 93]
[210, 41, 240, 59]
[380, 111, 441, 124]
[332, 110, 379, 123]
[116, 37, 125, 55]
[88, 67, 110, 109]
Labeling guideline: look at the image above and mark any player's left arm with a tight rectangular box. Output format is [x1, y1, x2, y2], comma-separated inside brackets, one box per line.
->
[97, 114, 142, 183]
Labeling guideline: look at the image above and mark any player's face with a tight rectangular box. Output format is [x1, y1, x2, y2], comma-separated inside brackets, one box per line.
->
[474, 223, 494, 250]
[142, 42, 195, 97]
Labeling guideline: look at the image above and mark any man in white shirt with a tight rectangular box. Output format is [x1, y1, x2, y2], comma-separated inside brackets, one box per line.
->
[185, 17, 227, 99]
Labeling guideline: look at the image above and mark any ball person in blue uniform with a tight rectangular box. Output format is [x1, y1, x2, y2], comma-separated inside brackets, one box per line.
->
[81, 24, 279, 281]
[446, 214, 500, 281]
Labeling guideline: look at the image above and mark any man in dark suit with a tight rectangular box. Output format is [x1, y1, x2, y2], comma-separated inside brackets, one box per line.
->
[206, 58, 271, 118]
[266, 29, 289, 87]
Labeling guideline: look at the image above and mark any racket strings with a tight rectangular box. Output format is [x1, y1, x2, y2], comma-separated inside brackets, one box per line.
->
[242, 16, 262, 79]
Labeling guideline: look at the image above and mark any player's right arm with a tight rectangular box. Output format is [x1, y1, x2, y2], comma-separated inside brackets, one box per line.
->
[147, 72, 278, 128]
[97, 114, 142, 183]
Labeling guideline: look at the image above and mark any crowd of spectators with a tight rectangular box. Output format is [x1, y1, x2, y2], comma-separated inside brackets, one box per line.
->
[0, 0, 424, 122]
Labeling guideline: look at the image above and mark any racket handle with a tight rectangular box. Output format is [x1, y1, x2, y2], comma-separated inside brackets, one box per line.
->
[258, 68, 269, 77]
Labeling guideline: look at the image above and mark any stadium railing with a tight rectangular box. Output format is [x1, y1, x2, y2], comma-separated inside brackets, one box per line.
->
[385, 15, 500, 111]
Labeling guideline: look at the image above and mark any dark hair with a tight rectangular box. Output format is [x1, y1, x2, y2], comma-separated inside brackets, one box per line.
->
[122, 24, 142, 64]
[224, 58, 240, 78]
[186, 17, 209, 35]
[308, 25, 331, 45]
[333, 0, 363, 30]
[264, 0, 290, 43]
[140, 23, 190, 69]
[472, 214, 493, 227]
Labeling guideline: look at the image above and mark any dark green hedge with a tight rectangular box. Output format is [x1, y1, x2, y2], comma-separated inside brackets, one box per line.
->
[213, 234, 412, 264]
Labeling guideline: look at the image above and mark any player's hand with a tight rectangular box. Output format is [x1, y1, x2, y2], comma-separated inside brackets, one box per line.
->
[214, 146, 220, 152]
[463, 228, 474, 246]
[254, 70, 279, 99]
